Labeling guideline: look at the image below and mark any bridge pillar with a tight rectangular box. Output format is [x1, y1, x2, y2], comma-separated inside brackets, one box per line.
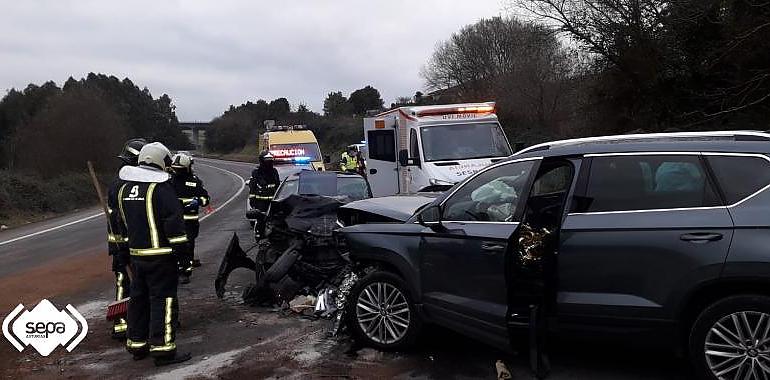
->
[191, 127, 200, 147]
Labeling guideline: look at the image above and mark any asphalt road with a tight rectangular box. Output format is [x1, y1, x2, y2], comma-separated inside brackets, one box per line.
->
[0, 158, 690, 379]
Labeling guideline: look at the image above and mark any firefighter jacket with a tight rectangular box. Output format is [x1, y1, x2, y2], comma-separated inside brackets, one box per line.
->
[171, 172, 210, 223]
[117, 179, 188, 257]
[107, 176, 129, 255]
[248, 166, 280, 206]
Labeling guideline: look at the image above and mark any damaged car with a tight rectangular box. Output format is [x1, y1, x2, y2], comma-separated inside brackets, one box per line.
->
[245, 163, 314, 226]
[337, 131, 770, 380]
[217, 170, 371, 307]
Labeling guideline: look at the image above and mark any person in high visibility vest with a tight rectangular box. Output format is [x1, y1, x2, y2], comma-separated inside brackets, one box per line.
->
[117, 142, 191, 366]
[249, 151, 280, 209]
[106, 138, 146, 339]
[169, 153, 210, 284]
[339, 146, 359, 173]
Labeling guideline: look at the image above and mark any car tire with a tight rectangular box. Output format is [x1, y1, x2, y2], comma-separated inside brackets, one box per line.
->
[688, 294, 770, 380]
[346, 270, 421, 351]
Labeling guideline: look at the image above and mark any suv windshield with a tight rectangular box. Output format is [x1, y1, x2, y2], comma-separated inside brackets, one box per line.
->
[269, 143, 322, 161]
[420, 122, 511, 162]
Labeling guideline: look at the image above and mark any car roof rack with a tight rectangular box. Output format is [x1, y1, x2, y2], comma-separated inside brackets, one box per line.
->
[515, 131, 770, 155]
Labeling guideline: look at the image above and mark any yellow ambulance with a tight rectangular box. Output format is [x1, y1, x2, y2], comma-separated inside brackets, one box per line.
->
[259, 125, 327, 171]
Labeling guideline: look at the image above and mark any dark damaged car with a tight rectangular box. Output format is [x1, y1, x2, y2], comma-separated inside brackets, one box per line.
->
[337, 131, 770, 380]
[217, 170, 371, 305]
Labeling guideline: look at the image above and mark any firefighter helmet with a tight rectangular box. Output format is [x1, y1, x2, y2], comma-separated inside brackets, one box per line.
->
[138, 142, 173, 171]
[171, 153, 193, 170]
[258, 150, 275, 164]
[117, 138, 148, 166]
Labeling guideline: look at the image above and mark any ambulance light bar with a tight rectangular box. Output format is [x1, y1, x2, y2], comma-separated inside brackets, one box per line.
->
[415, 105, 495, 117]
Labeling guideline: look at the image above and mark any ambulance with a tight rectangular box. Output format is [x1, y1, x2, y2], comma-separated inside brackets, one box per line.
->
[259, 125, 328, 171]
[363, 102, 512, 196]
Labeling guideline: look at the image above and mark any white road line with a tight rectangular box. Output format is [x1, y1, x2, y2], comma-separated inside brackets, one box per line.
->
[0, 161, 246, 247]
[0, 213, 103, 247]
[197, 163, 246, 221]
[197, 157, 255, 168]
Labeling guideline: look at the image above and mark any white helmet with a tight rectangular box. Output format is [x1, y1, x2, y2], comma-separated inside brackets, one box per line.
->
[171, 152, 193, 170]
[138, 142, 172, 171]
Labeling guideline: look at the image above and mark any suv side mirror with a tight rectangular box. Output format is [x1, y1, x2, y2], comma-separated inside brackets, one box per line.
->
[323, 155, 331, 164]
[417, 204, 443, 229]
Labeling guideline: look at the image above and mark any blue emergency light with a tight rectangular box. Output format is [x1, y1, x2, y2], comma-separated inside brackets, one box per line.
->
[293, 156, 312, 164]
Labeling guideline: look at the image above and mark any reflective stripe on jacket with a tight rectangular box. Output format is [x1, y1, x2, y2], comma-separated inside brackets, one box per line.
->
[117, 181, 187, 256]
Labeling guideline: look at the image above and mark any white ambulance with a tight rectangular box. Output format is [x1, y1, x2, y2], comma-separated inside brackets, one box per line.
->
[363, 102, 512, 196]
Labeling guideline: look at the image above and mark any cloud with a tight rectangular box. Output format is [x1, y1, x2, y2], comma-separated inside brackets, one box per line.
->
[0, 0, 504, 120]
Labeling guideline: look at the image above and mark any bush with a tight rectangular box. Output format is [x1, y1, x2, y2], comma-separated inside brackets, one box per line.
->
[0, 170, 107, 225]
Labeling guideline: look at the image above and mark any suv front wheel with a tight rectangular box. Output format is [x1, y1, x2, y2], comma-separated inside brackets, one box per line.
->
[689, 295, 770, 379]
[346, 271, 421, 350]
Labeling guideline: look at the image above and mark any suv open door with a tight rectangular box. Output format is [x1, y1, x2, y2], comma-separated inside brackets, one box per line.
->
[504, 157, 581, 377]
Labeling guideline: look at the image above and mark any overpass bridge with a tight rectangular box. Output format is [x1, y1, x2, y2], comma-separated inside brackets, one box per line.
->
[179, 121, 210, 148]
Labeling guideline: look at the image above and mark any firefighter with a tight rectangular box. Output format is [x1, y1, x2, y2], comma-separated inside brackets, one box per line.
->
[339, 146, 359, 173]
[169, 152, 210, 284]
[107, 138, 146, 339]
[249, 150, 280, 212]
[249, 151, 280, 237]
[117, 142, 191, 366]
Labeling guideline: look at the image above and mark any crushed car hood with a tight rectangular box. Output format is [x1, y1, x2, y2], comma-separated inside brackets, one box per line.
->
[339, 194, 438, 223]
[270, 193, 350, 236]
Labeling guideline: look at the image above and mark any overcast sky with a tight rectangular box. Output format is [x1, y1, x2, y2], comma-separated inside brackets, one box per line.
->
[0, 1, 506, 121]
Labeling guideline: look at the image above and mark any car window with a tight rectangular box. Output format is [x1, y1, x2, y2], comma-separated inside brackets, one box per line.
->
[337, 177, 370, 200]
[274, 179, 298, 200]
[531, 165, 572, 196]
[707, 155, 770, 204]
[583, 155, 720, 213]
[410, 129, 419, 159]
[298, 171, 337, 196]
[442, 160, 536, 222]
[368, 130, 396, 162]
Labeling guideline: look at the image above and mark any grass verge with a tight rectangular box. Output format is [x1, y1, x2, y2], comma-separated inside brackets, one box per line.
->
[0, 170, 108, 229]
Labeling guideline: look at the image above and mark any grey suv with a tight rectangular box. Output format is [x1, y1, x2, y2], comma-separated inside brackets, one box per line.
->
[339, 131, 770, 379]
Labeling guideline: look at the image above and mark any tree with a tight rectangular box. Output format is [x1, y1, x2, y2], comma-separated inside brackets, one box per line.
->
[348, 86, 384, 115]
[323, 91, 352, 116]
[13, 86, 128, 176]
[205, 113, 251, 153]
[268, 98, 291, 118]
[515, 0, 770, 131]
[421, 16, 582, 139]
[391, 96, 414, 108]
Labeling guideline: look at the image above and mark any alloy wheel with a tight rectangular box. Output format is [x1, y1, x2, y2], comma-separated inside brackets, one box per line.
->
[355, 281, 411, 345]
[705, 311, 770, 379]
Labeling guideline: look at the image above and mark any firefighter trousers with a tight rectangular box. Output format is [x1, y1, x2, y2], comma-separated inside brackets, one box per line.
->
[178, 221, 199, 275]
[126, 255, 179, 358]
[111, 253, 130, 335]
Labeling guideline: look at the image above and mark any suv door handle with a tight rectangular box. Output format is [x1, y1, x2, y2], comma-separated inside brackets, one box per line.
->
[680, 232, 723, 243]
[481, 242, 506, 253]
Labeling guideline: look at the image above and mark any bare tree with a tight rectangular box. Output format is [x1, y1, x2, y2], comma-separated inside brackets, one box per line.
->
[515, 0, 770, 129]
[421, 16, 588, 140]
